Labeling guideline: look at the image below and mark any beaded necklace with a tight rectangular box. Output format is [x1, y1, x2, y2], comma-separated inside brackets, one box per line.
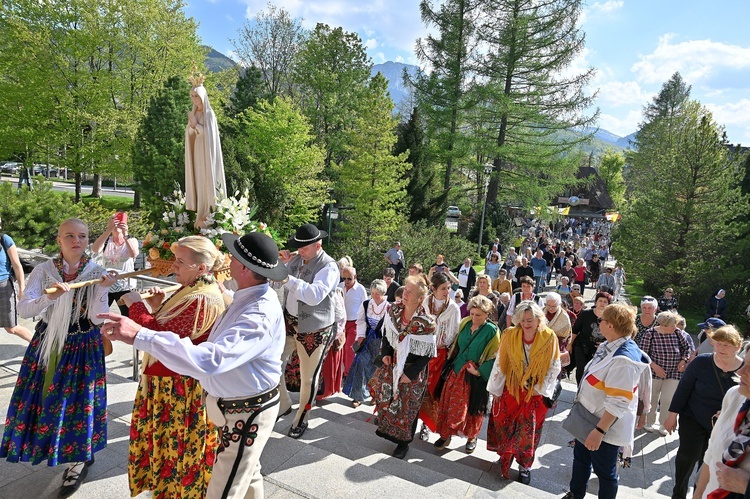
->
[54, 252, 91, 283]
[428, 295, 449, 318]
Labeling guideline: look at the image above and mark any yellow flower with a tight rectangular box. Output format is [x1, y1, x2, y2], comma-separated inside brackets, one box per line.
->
[148, 247, 161, 260]
[144, 233, 153, 245]
[170, 242, 179, 254]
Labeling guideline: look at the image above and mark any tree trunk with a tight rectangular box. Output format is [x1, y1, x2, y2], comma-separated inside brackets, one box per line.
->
[91, 173, 102, 198]
[133, 189, 141, 209]
[75, 172, 82, 203]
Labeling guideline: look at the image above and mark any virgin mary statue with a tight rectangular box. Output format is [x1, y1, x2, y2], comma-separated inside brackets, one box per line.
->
[185, 74, 226, 228]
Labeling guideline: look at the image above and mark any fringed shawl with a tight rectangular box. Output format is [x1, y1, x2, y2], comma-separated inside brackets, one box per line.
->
[383, 303, 436, 395]
[38, 258, 105, 367]
[547, 307, 572, 340]
[142, 276, 225, 368]
[498, 325, 559, 403]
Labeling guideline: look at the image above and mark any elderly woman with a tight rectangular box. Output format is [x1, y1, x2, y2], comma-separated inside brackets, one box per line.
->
[344, 279, 390, 407]
[121, 235, 226, 499]
[487, 301, 560, 484]
[1, 218, 117, 497]
[568, 292, 613, 385]
[419, 272, 461, 439]
[639, 311, 694, 435]
[692, 345, 750, 499]
[563, 304, 651, 499]
[634, 296, 658, 346]
[433, 295, 500, 453]
[468, 274, 501, 323]
[544, 292, 572, 372]
[369, 275, 436, 459]
[663, 325, 743, 499]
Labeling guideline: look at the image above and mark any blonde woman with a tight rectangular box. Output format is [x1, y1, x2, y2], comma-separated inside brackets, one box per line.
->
[487, 301, 560, 483]
[121, 236, 225, 499]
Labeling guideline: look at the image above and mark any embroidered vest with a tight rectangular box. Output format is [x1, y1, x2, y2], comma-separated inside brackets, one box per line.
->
[285, 250, 337, 333]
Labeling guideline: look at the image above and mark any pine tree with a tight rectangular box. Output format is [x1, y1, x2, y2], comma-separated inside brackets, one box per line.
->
[132, 76, 191, 213]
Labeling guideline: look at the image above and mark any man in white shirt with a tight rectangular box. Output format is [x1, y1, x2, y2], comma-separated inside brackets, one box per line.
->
[278, 223, 339, 439]
[99, 231, 289, 499]
[339, 266, 367, 376]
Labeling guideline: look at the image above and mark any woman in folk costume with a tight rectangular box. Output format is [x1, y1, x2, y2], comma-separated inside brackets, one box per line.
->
[433, 295, 500, 454]
[316, 286, 346, 400]
[487, 300, 561, 484]
[0, 218, 117, 498]
[344, 279, 389, 406]
[120, 236, 225, 499]
[185, 74, 227, 229]
[418, 271, 461, 440]
[369, 275, 436, 460]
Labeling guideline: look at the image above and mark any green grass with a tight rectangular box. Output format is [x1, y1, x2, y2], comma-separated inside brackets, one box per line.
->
[79, 194, 134, 211]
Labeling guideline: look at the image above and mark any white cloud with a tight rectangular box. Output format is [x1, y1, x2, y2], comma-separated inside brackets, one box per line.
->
[705, 100, 750, 144]
[364, 38, 378, 50]
[374, 52, 386, 63]
[395, 55, 404, 63]
[596, 80, 649, 108]
[632, 34, 750, 85]
[590, 1, 624, 13]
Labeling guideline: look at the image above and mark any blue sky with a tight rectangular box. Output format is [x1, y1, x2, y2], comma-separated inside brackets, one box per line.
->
[188, 0, 750, 145]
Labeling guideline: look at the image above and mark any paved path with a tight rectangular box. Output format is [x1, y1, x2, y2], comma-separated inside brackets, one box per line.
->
[0, 175, 134, 198]
[0, 273, 683, 498]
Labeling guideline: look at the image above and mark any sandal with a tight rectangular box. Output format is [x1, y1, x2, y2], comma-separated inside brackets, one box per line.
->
[59, 457, 94, 498]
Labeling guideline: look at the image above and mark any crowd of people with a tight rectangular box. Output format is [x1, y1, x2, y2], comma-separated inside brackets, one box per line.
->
[1, 214, 750, 499]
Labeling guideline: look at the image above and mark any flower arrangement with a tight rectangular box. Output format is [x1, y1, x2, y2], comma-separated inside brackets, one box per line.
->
[143, 187, 275, 262]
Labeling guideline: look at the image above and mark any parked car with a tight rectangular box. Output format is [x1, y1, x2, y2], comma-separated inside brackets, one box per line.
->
[1, 162, 20, 174]
[447, 205, 462, 218]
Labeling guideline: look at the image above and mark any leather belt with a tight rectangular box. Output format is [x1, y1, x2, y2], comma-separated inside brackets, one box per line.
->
[217, 386, 279, 414]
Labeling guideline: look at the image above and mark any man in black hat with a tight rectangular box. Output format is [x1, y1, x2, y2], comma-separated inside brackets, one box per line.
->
[278, 223, 340, 439]
[98, 231, 288, 499]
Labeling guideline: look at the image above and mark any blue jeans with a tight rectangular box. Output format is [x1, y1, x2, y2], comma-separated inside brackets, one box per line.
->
[533, 275, 544, 293]
[569, 438, 619, 499]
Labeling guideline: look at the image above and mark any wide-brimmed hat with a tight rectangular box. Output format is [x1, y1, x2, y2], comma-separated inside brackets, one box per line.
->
[222, 232, 289, 281]
[285, 223, 327, 249]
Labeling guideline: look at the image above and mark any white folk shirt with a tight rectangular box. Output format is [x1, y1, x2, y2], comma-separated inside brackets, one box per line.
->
[134, 283, 286, 398]
[338, 280, 367, 321]
[282, 260, 339, 318]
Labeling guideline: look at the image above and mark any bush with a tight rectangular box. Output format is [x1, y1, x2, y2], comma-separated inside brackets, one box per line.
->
[71, 202, 152, 244]
[0, 180, 77, 251]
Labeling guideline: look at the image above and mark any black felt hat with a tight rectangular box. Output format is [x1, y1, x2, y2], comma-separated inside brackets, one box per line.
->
[222, 231, 289, 281]
[285, 223, 327, 249]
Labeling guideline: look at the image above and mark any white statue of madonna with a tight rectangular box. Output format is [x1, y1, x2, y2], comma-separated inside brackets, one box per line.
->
[185, 73, 227, 229]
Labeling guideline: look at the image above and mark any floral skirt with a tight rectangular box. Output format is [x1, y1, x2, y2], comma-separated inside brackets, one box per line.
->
[0, 321, 107, 465]
[128, 374, 217, 499]
[487, 387, 548, 473]
[369, 362, 428, 445]
[435, 365, 485, 439]
[343, 335, 380, 402]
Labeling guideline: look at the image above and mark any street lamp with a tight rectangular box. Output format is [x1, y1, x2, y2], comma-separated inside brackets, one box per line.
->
[477, 164, 493, 258]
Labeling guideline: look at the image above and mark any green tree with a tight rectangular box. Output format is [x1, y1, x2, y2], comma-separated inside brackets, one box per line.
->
[412, 0, 482, 195]
[597, 149, 626, 209]
[292, 23, 372, 177]
[614, 101, 749, 302]
[238, 97, 328, 238]
[132, 76, 191, 213]
[474, 0, 597, 206]
[336, 74, 410, 252]
[394, 108, 448, 224]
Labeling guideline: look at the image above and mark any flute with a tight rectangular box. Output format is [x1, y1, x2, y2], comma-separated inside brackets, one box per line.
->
[43, 268, 152, 295]
[138, 284, 182, 300]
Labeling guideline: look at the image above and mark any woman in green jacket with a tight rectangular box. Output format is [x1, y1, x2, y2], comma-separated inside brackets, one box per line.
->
[433, 295, 500, 453]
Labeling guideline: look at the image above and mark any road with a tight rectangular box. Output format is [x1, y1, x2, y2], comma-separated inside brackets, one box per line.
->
[0, 175, 135, 198]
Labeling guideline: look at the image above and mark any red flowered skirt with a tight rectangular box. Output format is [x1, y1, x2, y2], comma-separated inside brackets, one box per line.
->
[369, 362, 428, 445]
[435, 364, 485, 439]
[418, 347, 449, 431]
[487, 387, 549, 475]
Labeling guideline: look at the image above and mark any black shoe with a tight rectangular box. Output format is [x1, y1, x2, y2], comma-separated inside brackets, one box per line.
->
[392, 444, 409, 459]
[517, 468, 531, 485]
[433, 436, 451, 450]
[288, 422, 308, 439]
[561, 492, 576, 499]
[276, 407, 292, 421]
[59, 458, 94, 498]
[465, 439, 477, 454]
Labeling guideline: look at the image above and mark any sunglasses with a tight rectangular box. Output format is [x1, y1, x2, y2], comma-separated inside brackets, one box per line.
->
[343, 277, 354, 281]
